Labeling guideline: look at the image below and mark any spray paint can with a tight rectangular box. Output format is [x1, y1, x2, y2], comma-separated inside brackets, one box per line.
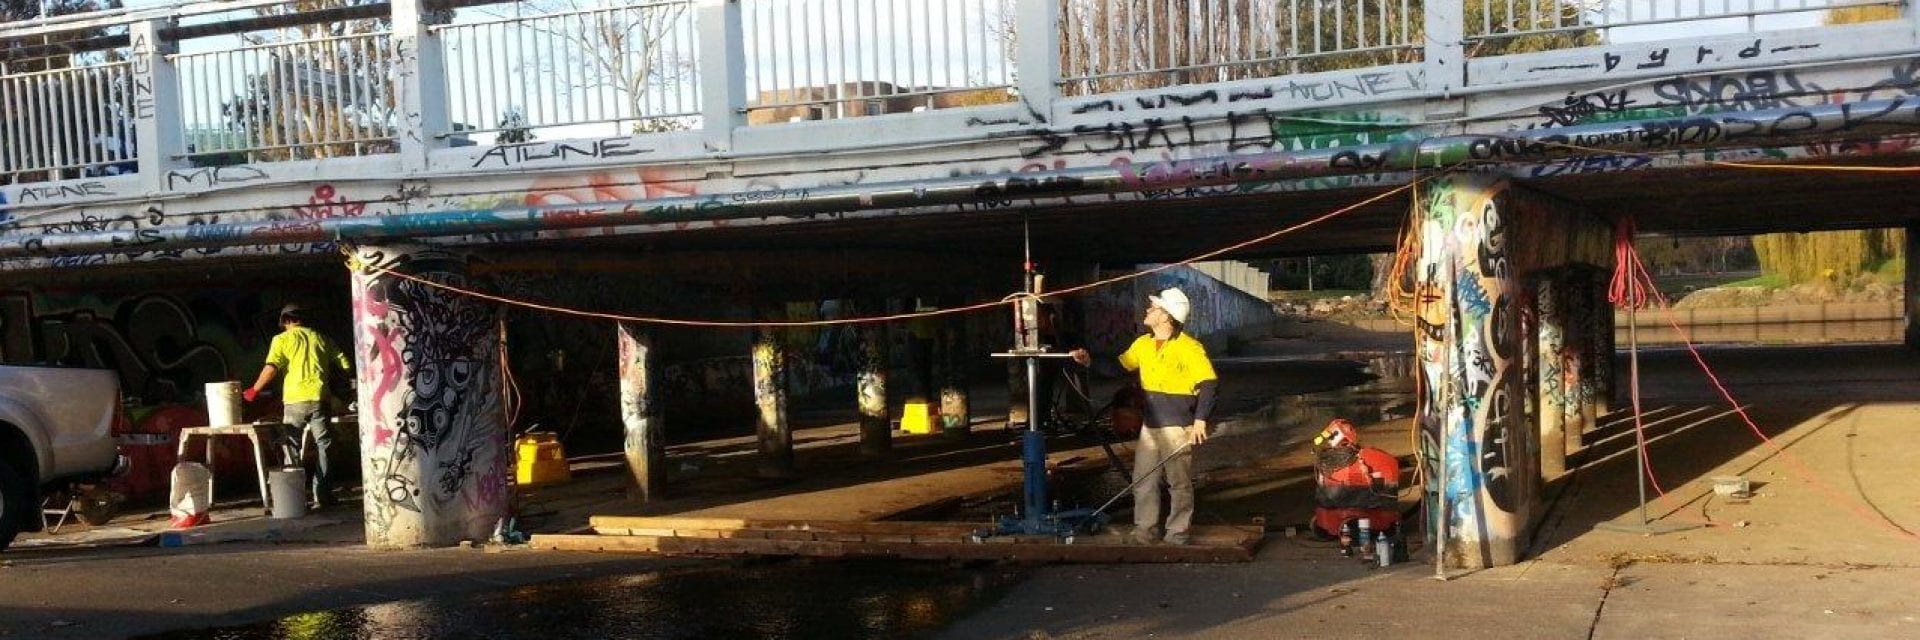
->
[1339, 521, 1354, 557]
[1357, 518, 1373, 560]
[1376, 532, 1393, 568]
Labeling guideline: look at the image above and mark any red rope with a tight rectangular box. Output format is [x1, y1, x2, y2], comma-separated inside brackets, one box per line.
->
[1608, 220, 1669, 497]
[1624, 245, 1919, 541]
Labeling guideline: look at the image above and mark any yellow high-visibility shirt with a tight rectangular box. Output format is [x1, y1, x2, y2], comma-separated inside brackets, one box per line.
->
[1117, 333, 1219, 428]
[265, 326, 350, 404]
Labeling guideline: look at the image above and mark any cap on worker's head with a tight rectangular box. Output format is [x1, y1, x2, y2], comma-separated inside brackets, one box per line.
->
[1314, 419, 1359, 448]
[278, 303, 307, 323]
[1148, 287, 1192, 324]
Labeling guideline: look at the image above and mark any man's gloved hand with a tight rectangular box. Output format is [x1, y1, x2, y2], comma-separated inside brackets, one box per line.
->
[243, 388, 259, 402]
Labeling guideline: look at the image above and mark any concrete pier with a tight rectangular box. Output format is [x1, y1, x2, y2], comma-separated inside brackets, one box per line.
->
[856, 314, 891, 458]
[1536, 275, 1570, 478]
[753, 320, 795, 479]
[618, 322, 663, 502]
[349, 245, 508, 548]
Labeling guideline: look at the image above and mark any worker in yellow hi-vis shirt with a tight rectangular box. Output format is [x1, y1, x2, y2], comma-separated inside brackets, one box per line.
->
[1071, 287, 1218, 546]
[244, 304, 352, 508]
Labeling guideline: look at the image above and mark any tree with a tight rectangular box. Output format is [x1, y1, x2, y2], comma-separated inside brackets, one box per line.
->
[1051, 0, 1599, 95]
[494, 0, 696, 135]
[2, 0, 130, 183]
[1752, 229, 1903, 285]
[216, 0, 393, 162]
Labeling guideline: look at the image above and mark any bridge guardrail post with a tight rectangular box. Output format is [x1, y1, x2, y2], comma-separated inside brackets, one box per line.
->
[697, 0, 747, 153]
[392, 0, 451, 173]
[130, 18, 187, 193]
[1422, 0, 1467, 100]
[1013, 0, 1061, 124]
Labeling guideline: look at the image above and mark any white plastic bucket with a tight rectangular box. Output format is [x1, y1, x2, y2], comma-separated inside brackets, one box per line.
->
[205, 381, 243, 426]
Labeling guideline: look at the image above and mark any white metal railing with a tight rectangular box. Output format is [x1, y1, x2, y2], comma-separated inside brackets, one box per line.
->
[435, 1, 702, 138]
[1465, 0, 1906, 48]
[0, 61, 138, 181]
[1059, 0, 1422, 95]
[740, 0, 1017, 122]
[172, 32, 397, 161]
[2, 0, 1916, 188]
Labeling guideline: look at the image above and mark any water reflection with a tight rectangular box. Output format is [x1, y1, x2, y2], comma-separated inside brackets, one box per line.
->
[137, 561, 1024, 640]
[1220, 352, 1417, 444]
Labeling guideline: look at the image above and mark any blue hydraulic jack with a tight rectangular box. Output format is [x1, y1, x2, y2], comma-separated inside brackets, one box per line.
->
[973, 347, 1110, 542]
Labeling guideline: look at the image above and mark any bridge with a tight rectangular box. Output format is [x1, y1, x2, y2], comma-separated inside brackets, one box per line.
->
[4, 0, 1919, 564]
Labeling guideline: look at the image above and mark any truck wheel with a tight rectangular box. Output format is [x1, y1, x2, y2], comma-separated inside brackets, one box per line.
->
[0, 458, 27, 551]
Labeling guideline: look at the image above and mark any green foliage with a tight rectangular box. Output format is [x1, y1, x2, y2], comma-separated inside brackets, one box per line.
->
[1266, 255, 1375, 291]
[1751, 228, 1905, 284]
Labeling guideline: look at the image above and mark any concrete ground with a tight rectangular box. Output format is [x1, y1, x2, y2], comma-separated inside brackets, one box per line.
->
[941, 342, 1920, 640]
[3, 333, 1917, 639]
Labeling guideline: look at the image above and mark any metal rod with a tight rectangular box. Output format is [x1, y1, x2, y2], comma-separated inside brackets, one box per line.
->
[1090, 442, 1191, 518]
[1628, 300, 1648, 525]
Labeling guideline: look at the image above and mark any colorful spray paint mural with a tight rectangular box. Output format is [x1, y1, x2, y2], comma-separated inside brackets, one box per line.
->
[1414, 173, 1613, 568]
[351, 247, 507, 548]
[1414, 173, 1536, 568]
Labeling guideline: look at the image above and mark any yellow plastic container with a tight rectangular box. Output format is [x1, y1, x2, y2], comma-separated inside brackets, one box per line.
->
[515, 432, 572, 486]
[899, 401, 936, 435]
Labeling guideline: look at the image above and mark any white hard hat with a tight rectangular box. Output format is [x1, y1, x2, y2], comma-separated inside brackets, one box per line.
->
[1148, 287, 1192, 324]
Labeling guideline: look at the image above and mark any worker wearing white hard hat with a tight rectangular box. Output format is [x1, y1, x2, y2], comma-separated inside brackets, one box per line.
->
[1071, 286, 1218, 545]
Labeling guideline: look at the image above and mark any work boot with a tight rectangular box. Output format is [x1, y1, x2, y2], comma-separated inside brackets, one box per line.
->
[1164, 534, 1190, 546]
[1128, 529, 1160, 546]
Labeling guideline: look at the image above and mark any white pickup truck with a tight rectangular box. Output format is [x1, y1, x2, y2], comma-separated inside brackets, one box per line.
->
[0, 365, 127, 550]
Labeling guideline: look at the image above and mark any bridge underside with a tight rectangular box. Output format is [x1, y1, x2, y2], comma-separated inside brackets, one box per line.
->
[492, 155, 1920, 268]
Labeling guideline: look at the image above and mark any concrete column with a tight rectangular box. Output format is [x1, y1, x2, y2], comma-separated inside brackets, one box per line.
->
[1535, 275, 1569, 478]
[936, 317, 972, 437]
[129, 19, 186, 190]
[855, 317, 890, 458]
[1590, 267, 1616, 415]
[617, 323, 663, 501]
[1012, 0, 1061, 119]
[1561, 269, 1591, 453]
[348, 246, 506, 548]
[1421, 0, 1467, 95]
[1905, 223, 1919, 350]
[695, 0, 747, 152]
[752, 322, 794, 479]
[1415, 173, 1537, 569]
[391, 0, 451, 172]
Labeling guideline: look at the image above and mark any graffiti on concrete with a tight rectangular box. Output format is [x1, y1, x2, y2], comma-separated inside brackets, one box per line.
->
[1413, 174, 1539, 566]
[352, 247, 505, 546]
[0, 291, 235, 406]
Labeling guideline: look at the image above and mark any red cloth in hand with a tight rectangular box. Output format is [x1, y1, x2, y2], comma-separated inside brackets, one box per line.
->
[242, 388, 259, 402]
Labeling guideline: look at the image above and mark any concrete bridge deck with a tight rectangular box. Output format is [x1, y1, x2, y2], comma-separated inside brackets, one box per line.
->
[5, 1, 1920, 271]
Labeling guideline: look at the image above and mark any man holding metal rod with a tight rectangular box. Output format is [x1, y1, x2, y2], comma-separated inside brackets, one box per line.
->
[1071, 287, 1218, 546]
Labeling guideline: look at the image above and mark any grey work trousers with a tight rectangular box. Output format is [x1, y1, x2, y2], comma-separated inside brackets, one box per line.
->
[1133, 425, 1194, 544]
[280, 401, 336, 505]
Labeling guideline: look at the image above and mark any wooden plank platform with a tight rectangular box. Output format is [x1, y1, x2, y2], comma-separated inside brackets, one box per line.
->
[530, 516, 1264, 564]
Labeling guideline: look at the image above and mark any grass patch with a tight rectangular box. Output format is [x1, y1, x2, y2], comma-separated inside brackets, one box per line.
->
[1721, 273, 1789, 289]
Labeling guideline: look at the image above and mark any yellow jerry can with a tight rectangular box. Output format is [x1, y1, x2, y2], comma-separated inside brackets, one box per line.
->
[515, 432, 572, 486]
[899, 401, 936, 435]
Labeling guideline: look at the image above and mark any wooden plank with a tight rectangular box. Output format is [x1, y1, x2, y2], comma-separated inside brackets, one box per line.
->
[531, 527, 1263, 564]
[590, 516, 986, 537]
